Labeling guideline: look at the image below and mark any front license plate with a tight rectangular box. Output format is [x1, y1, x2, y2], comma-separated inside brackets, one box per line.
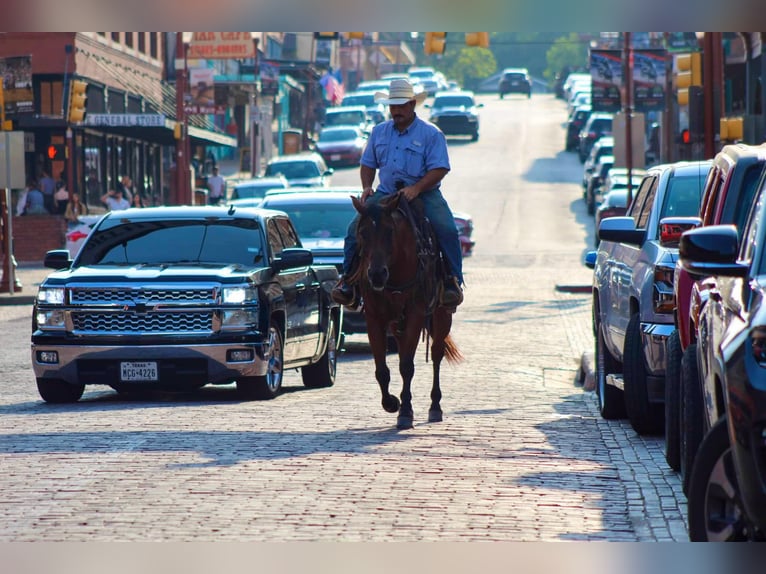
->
[120, 361, 158, 382]
[330, 154, 341, 161]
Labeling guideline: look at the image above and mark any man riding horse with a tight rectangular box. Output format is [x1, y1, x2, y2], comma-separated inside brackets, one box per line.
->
[332, 78, 464, 309]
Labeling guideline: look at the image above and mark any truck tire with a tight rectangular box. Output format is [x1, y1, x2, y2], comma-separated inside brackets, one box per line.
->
[302, 316, 338, 388]
[237, 322, 283, 400]
[681, 343, 704, 496]
[596, 319, 626, 419]
[623, 312, 664, 435]
[664, 329, 682, 471]
[37, 378, 84, 403]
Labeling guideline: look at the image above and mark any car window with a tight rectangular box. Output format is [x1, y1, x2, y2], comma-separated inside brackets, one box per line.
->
[745, 181, 766, 269]
[325, 111, 366, 126]
[233, 182, 286, 199]
[266, 161, 321, 179]
[433, 96, 474, 107]
[275, 217, 301, 250]
[725, 164, 766, 240]
[700, 167, 723, 226]
[319, 129, 359, 142]
[342, 94, 374, 106]
[660, 174, 705, 219]
[627, 175, 654, 225]
[78, 219, 264, 268]
[263, 201, 357, 239]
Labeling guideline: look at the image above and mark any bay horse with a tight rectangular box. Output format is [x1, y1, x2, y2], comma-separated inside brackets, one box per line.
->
[349, 192, 463, 430]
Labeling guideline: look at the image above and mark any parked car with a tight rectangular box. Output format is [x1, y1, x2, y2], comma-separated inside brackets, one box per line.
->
[314, 126, 368, 168]
[582, 136, 614, 194]
[31, 205, 342, 403]
[229, 175, 289, 201]
[453, 211, 475, 256]
[340, 91, 387, 124]
[594, 188, 629, 243]
[498, 68, 532, 98]
[584, 154, 614, 216]
[566, 104, 591, 152]
[588, 167, 646, 219]
[679, 174, 766, 540]
[578, 112, 613, 163]
[585, 160, 713, 435]
[425, 90, 483, 141]
[322, 105, 372, 135]
[263, 152, 334, 188]
[667, 143, 766, 490]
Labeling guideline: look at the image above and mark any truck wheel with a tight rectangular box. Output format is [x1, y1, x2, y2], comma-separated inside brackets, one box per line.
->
[687, 418, 751, 541]
[596, 319, 626, 419]
[302, 317, 338, 388]
[664, 329, 682, 471]
[37, 378, 84, 403]
[681, 343, 704, 496]
[237, 323, 283, 400]
[623, 312, 664, 435]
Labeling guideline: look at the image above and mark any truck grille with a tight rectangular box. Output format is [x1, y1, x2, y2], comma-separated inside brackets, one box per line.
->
[71, 311, 214, 334]
[70, 287, 216, 305]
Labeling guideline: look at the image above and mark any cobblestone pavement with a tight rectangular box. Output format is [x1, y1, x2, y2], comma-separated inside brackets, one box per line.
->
[0, 249, 688, 542]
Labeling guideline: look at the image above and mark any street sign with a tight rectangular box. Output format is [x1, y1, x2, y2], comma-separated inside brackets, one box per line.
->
[187, 32, 256, 59]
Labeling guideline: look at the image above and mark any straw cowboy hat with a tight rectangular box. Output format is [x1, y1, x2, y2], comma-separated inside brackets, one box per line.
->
[374, 78, 428, 106]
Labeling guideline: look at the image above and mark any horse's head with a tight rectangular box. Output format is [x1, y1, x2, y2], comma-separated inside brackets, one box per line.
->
[352, 193, 417, 292]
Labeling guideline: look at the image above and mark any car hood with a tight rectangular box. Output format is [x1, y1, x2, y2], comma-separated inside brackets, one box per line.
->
[315, 140, 361, 151]
[433, 106, 475, 114]
[42, 263, 261, 285]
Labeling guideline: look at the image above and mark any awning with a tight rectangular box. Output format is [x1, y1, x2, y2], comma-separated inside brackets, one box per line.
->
[188, 125, 237, 147]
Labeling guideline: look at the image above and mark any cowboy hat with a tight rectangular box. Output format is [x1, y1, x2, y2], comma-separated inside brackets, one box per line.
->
[374, 78, 428, 106]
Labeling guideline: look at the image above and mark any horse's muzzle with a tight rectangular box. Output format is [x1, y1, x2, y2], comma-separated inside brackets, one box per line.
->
[367, 267, 389, 291]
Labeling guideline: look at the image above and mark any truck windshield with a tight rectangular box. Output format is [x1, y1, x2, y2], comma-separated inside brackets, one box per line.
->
[76, 219, 264, 268]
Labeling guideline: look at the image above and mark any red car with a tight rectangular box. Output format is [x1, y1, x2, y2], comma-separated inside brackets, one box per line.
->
[453, 211, 475, 256]
[314, 126, 367, 168]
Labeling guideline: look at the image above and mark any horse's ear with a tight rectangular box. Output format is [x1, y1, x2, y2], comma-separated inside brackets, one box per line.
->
[351, 195, 365, 214]
[380, 192, 401, 211]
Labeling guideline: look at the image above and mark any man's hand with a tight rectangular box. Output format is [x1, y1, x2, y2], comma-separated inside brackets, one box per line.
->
[398, 185, 420, 202]
[361, 186, 374, 202]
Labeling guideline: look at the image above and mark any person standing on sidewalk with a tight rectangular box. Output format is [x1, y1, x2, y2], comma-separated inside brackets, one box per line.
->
[331, 78, 464, 309]
[206, 167, 225, 205]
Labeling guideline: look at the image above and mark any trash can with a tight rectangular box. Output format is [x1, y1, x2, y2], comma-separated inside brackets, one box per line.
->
[282, 129, 302, 155]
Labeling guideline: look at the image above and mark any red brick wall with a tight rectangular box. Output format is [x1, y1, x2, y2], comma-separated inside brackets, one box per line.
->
[11, 215, 67, 263]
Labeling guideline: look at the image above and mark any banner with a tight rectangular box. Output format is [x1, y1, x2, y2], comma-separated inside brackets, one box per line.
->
[0, 55, 33, 115]
[632, 50, 666, 113]
[185, 67, 225, 114]
[589, 49, 622, 112]
[260, 62, 279, 97]
[187, 32, 256, 60]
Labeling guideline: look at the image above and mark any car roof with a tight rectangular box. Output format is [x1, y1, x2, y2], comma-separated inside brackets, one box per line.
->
[502, 67, 528, 74]
[267, 152, 324, 164]
[234, 176, 287, 187]
[434, 90, 475, 98]
[260, 189, 360, 205]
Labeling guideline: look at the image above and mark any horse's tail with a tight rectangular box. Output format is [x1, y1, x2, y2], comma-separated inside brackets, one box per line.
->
[443, 334, 464, 365]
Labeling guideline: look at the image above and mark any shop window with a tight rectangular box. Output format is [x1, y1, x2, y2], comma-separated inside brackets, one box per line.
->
[125, 33, 133, 49]
[111, 32, 120, 43]
[150, 33, 158, 59]
[138, 33, 146, 54]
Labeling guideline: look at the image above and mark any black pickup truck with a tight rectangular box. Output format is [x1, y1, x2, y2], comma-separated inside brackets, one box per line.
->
[31, 205, 342, 403]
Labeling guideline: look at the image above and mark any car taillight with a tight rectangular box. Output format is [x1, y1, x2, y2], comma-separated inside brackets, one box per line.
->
[751, 328, 766, 367]
[653, 265, 675, 314]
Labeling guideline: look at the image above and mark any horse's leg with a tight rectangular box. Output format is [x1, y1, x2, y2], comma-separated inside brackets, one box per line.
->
[428, 309, 453, 423]
[367, 313, 398, 414]
[395, 321, 421, 430]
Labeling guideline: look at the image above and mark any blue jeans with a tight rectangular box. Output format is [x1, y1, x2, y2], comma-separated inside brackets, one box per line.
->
[343, 189, 464, 285]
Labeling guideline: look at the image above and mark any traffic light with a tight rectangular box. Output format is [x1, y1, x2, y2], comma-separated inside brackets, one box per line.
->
[465, 33, 489, 49]
[47, 144, 66, 160]
[344, 32, 364, 40]
[675, 52, 701, 106]
[314, 32, 339, 40]
[688, 85, 704, 142]
[424, 32, 446, 55]
[67, 79, 88, 123]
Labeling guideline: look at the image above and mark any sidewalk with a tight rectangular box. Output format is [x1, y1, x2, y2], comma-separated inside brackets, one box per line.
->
[0, 264, 50, 306]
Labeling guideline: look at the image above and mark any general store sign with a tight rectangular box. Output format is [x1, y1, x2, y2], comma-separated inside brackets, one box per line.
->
[187, 32, 256, 59]
[85, 114, 166, 127]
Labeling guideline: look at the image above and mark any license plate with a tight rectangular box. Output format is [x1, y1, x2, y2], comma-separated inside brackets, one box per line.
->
[330, 154, 341, 161]
[120, 361, 158, 382]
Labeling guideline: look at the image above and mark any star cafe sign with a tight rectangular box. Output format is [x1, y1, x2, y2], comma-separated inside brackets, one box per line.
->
[187, 32, 256, 60]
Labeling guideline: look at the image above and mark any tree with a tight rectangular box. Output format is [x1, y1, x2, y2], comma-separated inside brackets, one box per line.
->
[544, 33, 589, 86]
[442, 46, 497, 91]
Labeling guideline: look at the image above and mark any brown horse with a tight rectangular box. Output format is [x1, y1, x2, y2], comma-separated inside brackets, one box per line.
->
[349, 192, 462, 429]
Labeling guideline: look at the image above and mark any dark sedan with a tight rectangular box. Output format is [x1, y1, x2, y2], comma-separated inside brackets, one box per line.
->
[314, 126, 367, 168]
[679, 177, 766, 540]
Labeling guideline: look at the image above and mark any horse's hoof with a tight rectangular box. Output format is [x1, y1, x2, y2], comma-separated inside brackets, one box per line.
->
[397, 415, 414, 430]
[382, 395, 400, 413]
[428, 409, 443, 423]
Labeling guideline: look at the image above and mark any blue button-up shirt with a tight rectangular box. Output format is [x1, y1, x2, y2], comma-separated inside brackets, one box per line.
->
[360, 115, 450, 195]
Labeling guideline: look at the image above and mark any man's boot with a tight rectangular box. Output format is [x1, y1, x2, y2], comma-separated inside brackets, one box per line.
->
[332, 276, 358, 307]
[440, 276, 463, 308]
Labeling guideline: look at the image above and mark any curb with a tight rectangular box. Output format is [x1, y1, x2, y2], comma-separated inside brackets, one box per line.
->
[0, 294, 35, 306]
[555, 284, 593, 294]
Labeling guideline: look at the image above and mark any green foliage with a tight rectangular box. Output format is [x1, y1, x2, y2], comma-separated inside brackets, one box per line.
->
[544, 33, 589, 84]
[440, 46, 497, 90]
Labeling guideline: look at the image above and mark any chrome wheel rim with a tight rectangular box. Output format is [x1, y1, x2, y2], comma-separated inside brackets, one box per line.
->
[266, 327, 283, 393]
[704, 444, 748, 541]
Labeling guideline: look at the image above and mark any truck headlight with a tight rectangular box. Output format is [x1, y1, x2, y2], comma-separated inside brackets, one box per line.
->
[221, 286, 258, 304]
[37, 287, 65, 305]
[36, 309, 66, 330]
[221, 309, 259, 330]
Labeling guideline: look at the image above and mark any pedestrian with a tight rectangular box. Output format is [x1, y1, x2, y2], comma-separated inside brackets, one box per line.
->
[206, 166, 225, 205]
[38, 169, 56, 213]
[130, 192, 146, 208]
[101, 188, 130, 211]
[64, 192, 90, 223]
[54, 180, 69, 214]
[21, 179, 48, 215]
[118, 175, 134, 204]
[331, 78, 464, 309]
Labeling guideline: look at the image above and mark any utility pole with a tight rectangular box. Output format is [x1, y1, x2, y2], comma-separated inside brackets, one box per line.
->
[174, 33, 189, 205]
[703, 32, 724, 159]
[623, 32, 635, 206]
